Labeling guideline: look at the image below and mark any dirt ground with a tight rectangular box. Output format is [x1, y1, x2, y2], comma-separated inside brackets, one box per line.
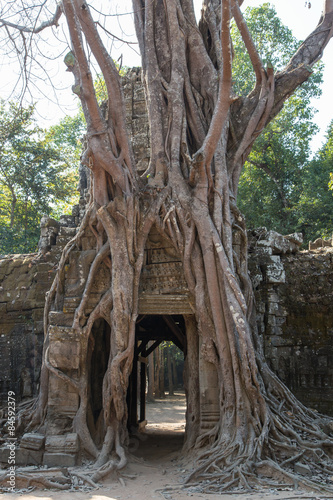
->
[3, 393, 331, 500]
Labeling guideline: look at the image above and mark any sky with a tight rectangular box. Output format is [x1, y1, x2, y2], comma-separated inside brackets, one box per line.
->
[0, 0, 332, 151]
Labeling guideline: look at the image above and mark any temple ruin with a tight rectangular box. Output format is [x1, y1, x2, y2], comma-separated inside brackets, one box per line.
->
[0, 70, 332, 467]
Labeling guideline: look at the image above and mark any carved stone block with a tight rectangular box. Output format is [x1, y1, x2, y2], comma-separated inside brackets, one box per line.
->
[20, 433, 45, 451]
[16, 448, 44, 466]
[45, 433, 79, 454]
[266, 256, 285, 283]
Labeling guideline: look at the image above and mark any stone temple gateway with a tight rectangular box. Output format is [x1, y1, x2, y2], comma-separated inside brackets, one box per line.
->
[0, 70, 332, 466]
[39, 217, 224, 461]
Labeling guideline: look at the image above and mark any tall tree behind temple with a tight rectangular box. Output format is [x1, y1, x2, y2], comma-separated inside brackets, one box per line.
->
[235, 5, 331, 242]
[0, 102, 81, 254]
[297, 120, 333, 240]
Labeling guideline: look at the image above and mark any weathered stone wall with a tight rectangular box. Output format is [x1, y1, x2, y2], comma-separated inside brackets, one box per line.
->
[0, 254, 52, 407]
[0, 219, 77, 408]
[248, 229, 333, 415]
[1, 225, 332, 416]
[279, 250, 333, 414]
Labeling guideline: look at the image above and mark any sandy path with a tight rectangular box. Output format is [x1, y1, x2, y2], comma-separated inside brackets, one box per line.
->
[3, 393, 328, 500]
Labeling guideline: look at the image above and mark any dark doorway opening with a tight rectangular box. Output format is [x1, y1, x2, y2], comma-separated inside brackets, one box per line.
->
[127, 315, 186, 458]
[127, 314, 187, 461]
[127, 315, 186, 429]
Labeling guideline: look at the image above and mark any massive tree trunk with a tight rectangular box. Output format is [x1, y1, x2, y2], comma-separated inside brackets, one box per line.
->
[20, 0, 333, 492]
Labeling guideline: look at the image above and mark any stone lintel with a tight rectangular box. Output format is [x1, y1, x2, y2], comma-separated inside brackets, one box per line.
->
[138, 294, 194, 315]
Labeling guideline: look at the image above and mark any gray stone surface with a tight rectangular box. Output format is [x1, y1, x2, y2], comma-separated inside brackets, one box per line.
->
[43, 452, 77, 467]
[15, 448, 43, 465]
[45, 433, 79, 454]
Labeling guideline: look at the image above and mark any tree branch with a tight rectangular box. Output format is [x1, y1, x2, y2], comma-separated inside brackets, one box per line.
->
[62, 0, 105, 133]
[73, 0, 136, 180]
[272, 0, 333, 117]
[198, 0, 232, 169]
[0, 3, 63, 34]
[231, 0, 264, 91]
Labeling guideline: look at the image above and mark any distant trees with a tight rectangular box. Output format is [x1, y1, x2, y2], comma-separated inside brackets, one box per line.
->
[238, 117, 333, 243]
[236, 5, 333, 243]
[0, 102, 81, 254]
[299, 120, 333, 240]
[146, 342, 184, 400]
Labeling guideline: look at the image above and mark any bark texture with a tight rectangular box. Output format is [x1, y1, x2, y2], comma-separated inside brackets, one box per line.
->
[21, 0, 333, 492]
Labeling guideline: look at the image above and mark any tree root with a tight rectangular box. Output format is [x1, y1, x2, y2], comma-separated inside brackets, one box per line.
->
[186, 442, 333, 494]
[0, 467, 101, 492]
[0, 470, 70, 491]
[92, 459, 123, 482]
[70, 471, 99, 489]
[185, 371, 333, 494]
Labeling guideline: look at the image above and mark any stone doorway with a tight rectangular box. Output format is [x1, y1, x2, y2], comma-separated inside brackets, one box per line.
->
[127, 314, 187, 460]
[127, 315, 186, 430]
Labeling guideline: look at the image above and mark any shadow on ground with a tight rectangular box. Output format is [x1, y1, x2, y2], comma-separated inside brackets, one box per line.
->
[130, 392, 186, 461]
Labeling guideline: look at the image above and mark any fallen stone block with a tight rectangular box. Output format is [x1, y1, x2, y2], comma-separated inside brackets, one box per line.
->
[20, 433, 45, 451]
[43, 452, 77, 467]
[0, 444, 44, 466]
[0, 445, 10, 463]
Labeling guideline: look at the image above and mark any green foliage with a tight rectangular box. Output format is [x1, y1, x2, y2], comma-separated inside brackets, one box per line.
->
[235, 4, 332, 243]
[46, 113, 84, 167]
[295, 121, 333, 241]
[329, 173, 333, 192]
[160, 341, 184, 389]
[324, 121, 333, 194]
[0, 101, 80, 255]
[94, 75, 108, 104]
[160, 340, 184, 363]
